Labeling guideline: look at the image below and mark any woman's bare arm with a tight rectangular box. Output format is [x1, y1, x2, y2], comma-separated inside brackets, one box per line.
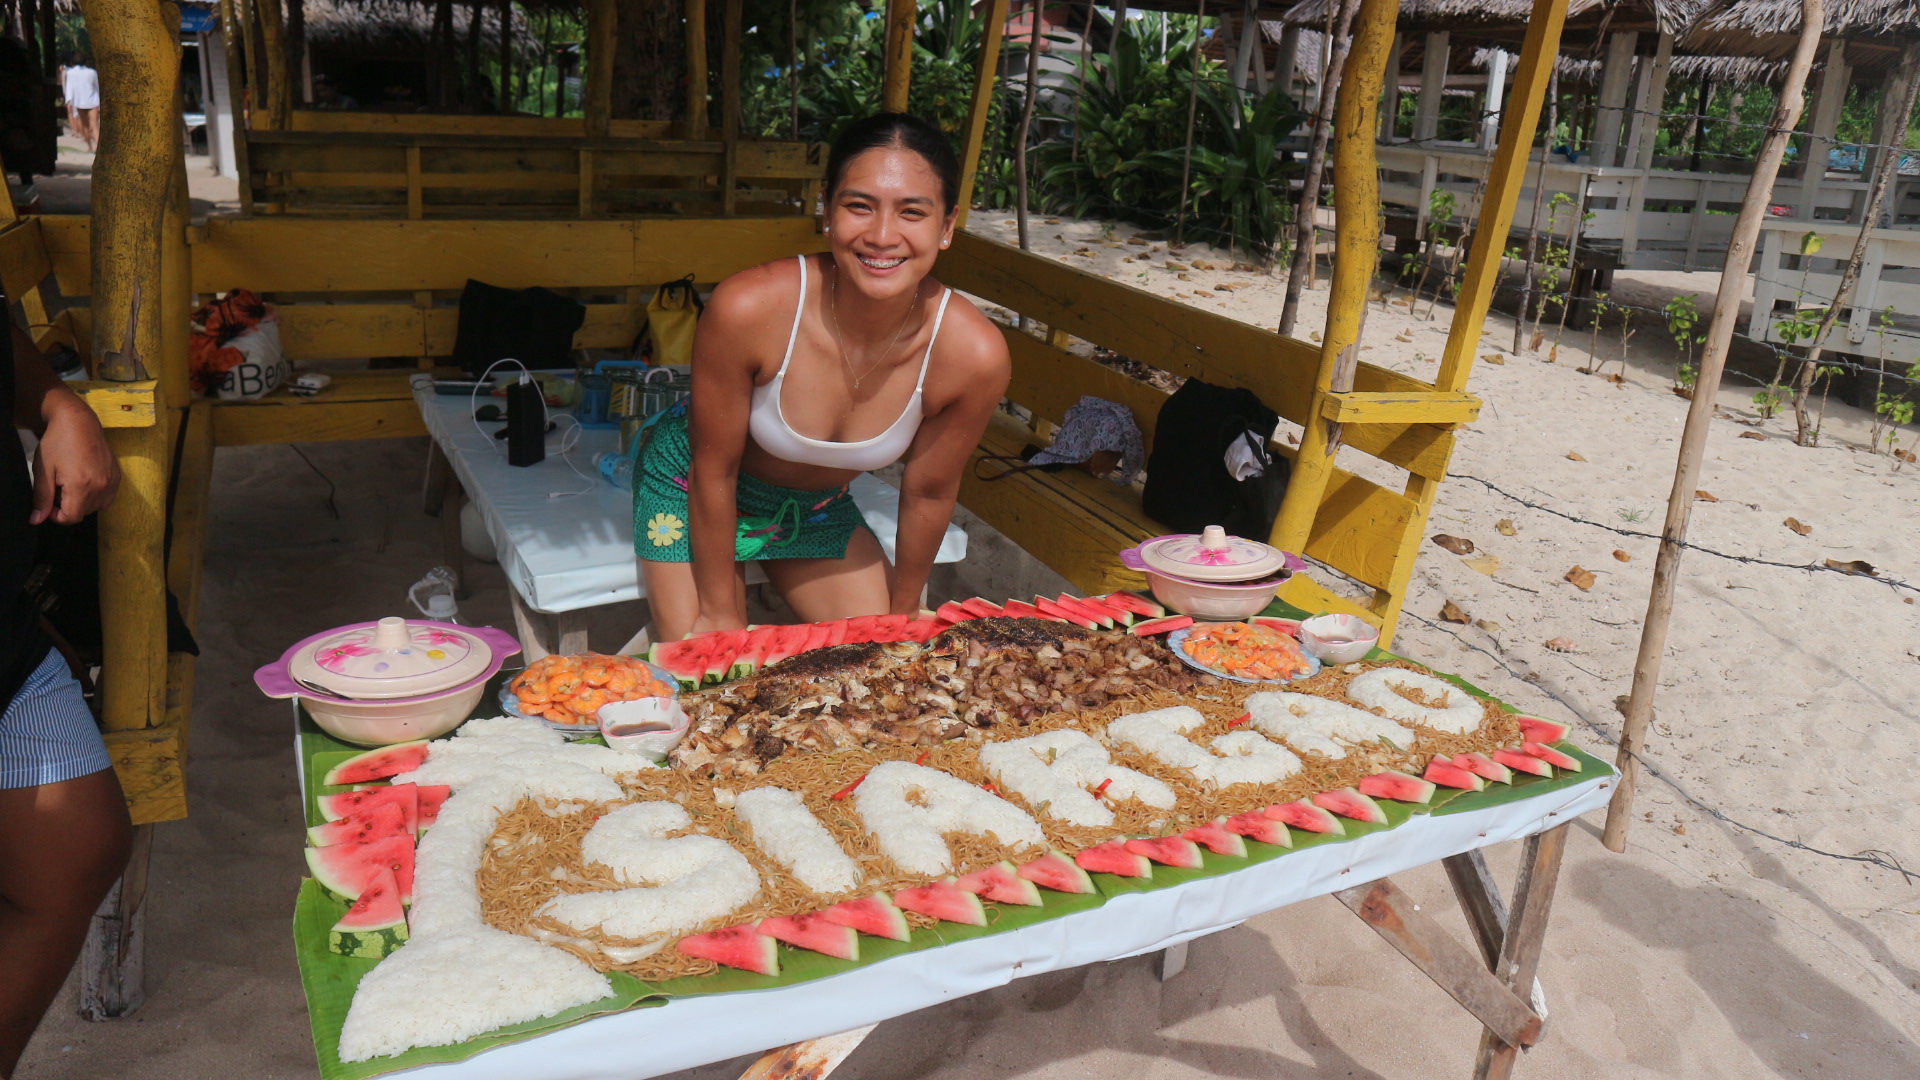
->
[11, 323, 119, 524]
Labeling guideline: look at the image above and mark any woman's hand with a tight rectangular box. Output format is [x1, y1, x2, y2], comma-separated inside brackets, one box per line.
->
[31, 394, 120, 524]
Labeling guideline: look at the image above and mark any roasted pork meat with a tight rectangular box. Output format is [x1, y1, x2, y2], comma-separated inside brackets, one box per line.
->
[669, 618, 1214, 779]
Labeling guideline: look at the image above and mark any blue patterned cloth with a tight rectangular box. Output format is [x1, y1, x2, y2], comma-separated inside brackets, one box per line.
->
[0, 648, 112, 789]
[1027, 396, 1147, 483]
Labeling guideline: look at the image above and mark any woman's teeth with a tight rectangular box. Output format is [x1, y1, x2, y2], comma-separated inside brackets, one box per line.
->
[857, 255, 906, 269]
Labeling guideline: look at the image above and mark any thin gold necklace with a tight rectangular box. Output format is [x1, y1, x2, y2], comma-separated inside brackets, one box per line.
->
[830, 260, 919, 389]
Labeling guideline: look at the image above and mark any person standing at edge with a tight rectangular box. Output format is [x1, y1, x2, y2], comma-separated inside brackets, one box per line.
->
[61, 54, 100, 154]
[0, 314, 131, 1077]
[633, 113, 1011, 642]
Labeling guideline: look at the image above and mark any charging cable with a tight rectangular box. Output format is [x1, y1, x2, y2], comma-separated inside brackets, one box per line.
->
[463, 357, 597, 500]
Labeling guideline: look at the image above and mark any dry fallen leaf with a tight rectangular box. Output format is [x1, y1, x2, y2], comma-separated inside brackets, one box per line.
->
[1474, 618, 1503, 632]
[1177, 271, 1192, 280]
[1613, 549, 1632, 562]
[1823, 558, 1877, 576]
[1672, 824, 1687, 836]
[1073, 248, 1095, 258]
[1191, 259, 1215, 270]
[1565, 566, 1597, 590]
[1045, 218, 1062, 225]
[1783, 516, 1812, 536]
[1127, 236, 1149, 245]
[1214, 282, 1237, 291]
[1462, 553, 1501, 576]
[1529, 331, 1546, 351]
[1566, 451, 1587, 462]
[1165, 261, 1188, 270]
[1545, 637, 1578, 653]
[1607, 373, 1626, 385]
[1738, 431, 1768, 441]
[1309, 330, 1323, 342]
[1440, 600, 1471, 624]
[1695, 490, 1720, 502]
[1897, 448, 1917, 464]
[1495, 519, 1517, 537]
[1431, 534, 1476, 555]
[1395, 331, 1415, 342]
[1483, 352, 1506, 365]
[1174, 292, 1190, 299]
[1231, 262, 1262, 273]
[1547, 344, 1559, 363]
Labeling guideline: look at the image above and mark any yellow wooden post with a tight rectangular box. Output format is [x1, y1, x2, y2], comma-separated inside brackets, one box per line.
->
[256, 0, 290, 129]
[685, 0, 709, 137]
[954, 0, 1009, 229]
[1270, 0, 1395, 556]
[216, 0, 253, 214]
[881, 0, 915, 113]
[721, 0, 742, 215]
[81, 0, 183, 741]
[584, 0, 614, 138]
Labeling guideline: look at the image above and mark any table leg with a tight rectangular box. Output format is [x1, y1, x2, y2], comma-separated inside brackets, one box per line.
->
[1155, 940, 1191, 981]
[437, 483, 470, 601]
[554, 611, 591, 656]
[1471, 825, 1569, 1080]
[423, 440, 453, 517]
[508, 588, 557, 663]
[737, 1024, 877, 1080]
[79, 824, 155, 1019]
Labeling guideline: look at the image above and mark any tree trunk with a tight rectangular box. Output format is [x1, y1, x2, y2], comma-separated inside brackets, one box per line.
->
[1174, 1, 1205, 247]
[286, 0, 305, 106]
[433, 0, 455, 108]
[467, 0, 483, 106]
[499, 0, 513, 113]
[1014, 0, 1042, 253]
[1513, 69, 1558, 353]
[614, 0, 687, 121]
[1278, 0, 1359, 335]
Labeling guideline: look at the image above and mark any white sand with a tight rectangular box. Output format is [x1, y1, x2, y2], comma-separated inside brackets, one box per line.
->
[17, 201, 1920, 1078]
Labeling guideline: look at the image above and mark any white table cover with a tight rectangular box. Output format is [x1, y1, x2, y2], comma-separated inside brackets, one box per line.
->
[382, 774, 1610, 1079]
[414, 379, 969, 614]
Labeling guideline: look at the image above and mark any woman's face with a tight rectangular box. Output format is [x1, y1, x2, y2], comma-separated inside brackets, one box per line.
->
[824, 146, 955, 304]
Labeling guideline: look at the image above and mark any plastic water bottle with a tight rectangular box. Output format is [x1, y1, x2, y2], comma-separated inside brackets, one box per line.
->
[408, 566, 461, 624]
[596, 450, 635, 487]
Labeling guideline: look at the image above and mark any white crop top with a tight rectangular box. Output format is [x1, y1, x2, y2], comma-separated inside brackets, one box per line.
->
[748, 255, 953, 472]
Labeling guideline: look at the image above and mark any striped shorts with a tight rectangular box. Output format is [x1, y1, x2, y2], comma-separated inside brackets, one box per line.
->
[1, 648, 112, 789]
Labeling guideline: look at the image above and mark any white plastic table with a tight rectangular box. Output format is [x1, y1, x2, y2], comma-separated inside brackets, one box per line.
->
[412, 377, 968, 656]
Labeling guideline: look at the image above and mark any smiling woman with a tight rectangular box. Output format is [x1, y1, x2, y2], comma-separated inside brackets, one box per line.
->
[633, 113, 1012, 643]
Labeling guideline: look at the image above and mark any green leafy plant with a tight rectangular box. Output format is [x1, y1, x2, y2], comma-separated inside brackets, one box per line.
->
[1664, 293, 1701, 393]
[1753, 383, 1788, 419]
[1411, 189, 1457, 318]
[1617, 507, 1650, 524]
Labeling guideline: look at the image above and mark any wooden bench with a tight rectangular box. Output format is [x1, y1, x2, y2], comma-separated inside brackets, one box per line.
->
[936, 231, 1481, 646]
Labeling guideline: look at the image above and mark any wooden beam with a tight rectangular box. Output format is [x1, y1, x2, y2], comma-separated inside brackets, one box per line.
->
[1270, 0, 1395, 557]
[1472, 826, 1569, 1078]
[1317, 391, 1480, 425]
[1798, 39, 1849, 219]
[881, 0, 915, 113]
[80, 824, 154, 1019]
[256, 0, 290, 129]
[685, 0, 708, 136]
[1413, 31, 1448, 142]
[584, 0, 615, 138]
[74, 380, 160, 427]
[212, 396, 428, 446]
[1589, 31, 1637, 168]
[955, 0, 1009, 228]
[215, 0, 253, 213]
[1336, 878, 1544, 1050]
[104, 726, 188, 825]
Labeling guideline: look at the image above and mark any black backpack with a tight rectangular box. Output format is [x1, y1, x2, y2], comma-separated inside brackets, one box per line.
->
[1142, 378, 1290, 542]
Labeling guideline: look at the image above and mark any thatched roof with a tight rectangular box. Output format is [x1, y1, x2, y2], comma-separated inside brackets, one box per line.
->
[1680, 0, 1919, 73]
[1200, 16, 1328, 84]
[1280, 0, 1710, 46]
[1468, 43, 1787, 86]
[302, 0, 540, 56]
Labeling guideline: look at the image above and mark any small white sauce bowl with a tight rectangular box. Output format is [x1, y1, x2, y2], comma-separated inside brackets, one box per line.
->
[597, 697, 690, 762]
[1298, 614, 1381, 665]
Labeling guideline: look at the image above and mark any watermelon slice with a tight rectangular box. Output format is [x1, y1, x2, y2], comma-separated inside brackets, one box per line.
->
[1249, 616, 1304, 638]
[1493, 748, 1554, 778]
[833, 615, 874, 645]
[648, 637, 712, 689]
[415, 785, 451, 829]
[820, 894, 911, 941]
[935, 601, 976, 624]
[1312, 788, 1389, 824]
[1016, 851, 1096, 894]
[999, 599, 1044, 619]
[822, 620, 853, 647]
[322, 741, 431, 787]
[1078, 594, 1135, 626]
[320, 784, 419, 832]
[1522, 742, 1582, 771]
[730, 626, 784, 679]
[1517, 715, 1572, 743]
[1358, 770, 1438, 805]
[307, 802, 408, 847]
[307, 833, 416, 903]
[1222, 811, 1291, 847]
[900, 617, 946, 643]
[1074, 841, 1152, 878]
[679, 925, 779, 975]
[702, 629, 751, 683]
[960, 597, 1007, 619]
[1032, 595, 1098, 629]
[870, 613, 911, 640]
[757, 913, 860, 961]
[1454, 752, 1515, 785]
[1053, 594, 1115, 629]
[1125, 836, 1205, 869]
[1265, 799, 1345, 835]
[760, 624, 812, 667]
[1128, 615, 1194, 636]
[328, 867, 409, 959]
[894, 879, 987, 925]
[798, 621, 837, 654]
[1423, 757, 1486, 791]
[1184, 818, 1251, 857]
[955, 861, 1044, 906]
[1101, 591, 1165, 621]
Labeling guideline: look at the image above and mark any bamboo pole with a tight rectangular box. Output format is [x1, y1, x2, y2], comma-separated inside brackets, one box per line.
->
[1173, 0, 1204, 248]
[1601, 0, 1827, 853]
[256, 0, 288, 129]
[881, 0, 915, 113]
[217, 0, 253, 213]
[37, 0, 53, 77]
[1014, 0, 1042, 253]
[684, 0, 707, 136]
[583, 0, 614, 137]
[1513, 69, 1558, 354]
[1269, 0, 1393, 555]
[1791, 37, 1920, 445]
[954, 0, 1009, 229]
[1276, 0, 1358, 336]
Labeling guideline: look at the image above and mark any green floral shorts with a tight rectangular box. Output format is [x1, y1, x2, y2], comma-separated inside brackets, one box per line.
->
[633, 404, 869, 563]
